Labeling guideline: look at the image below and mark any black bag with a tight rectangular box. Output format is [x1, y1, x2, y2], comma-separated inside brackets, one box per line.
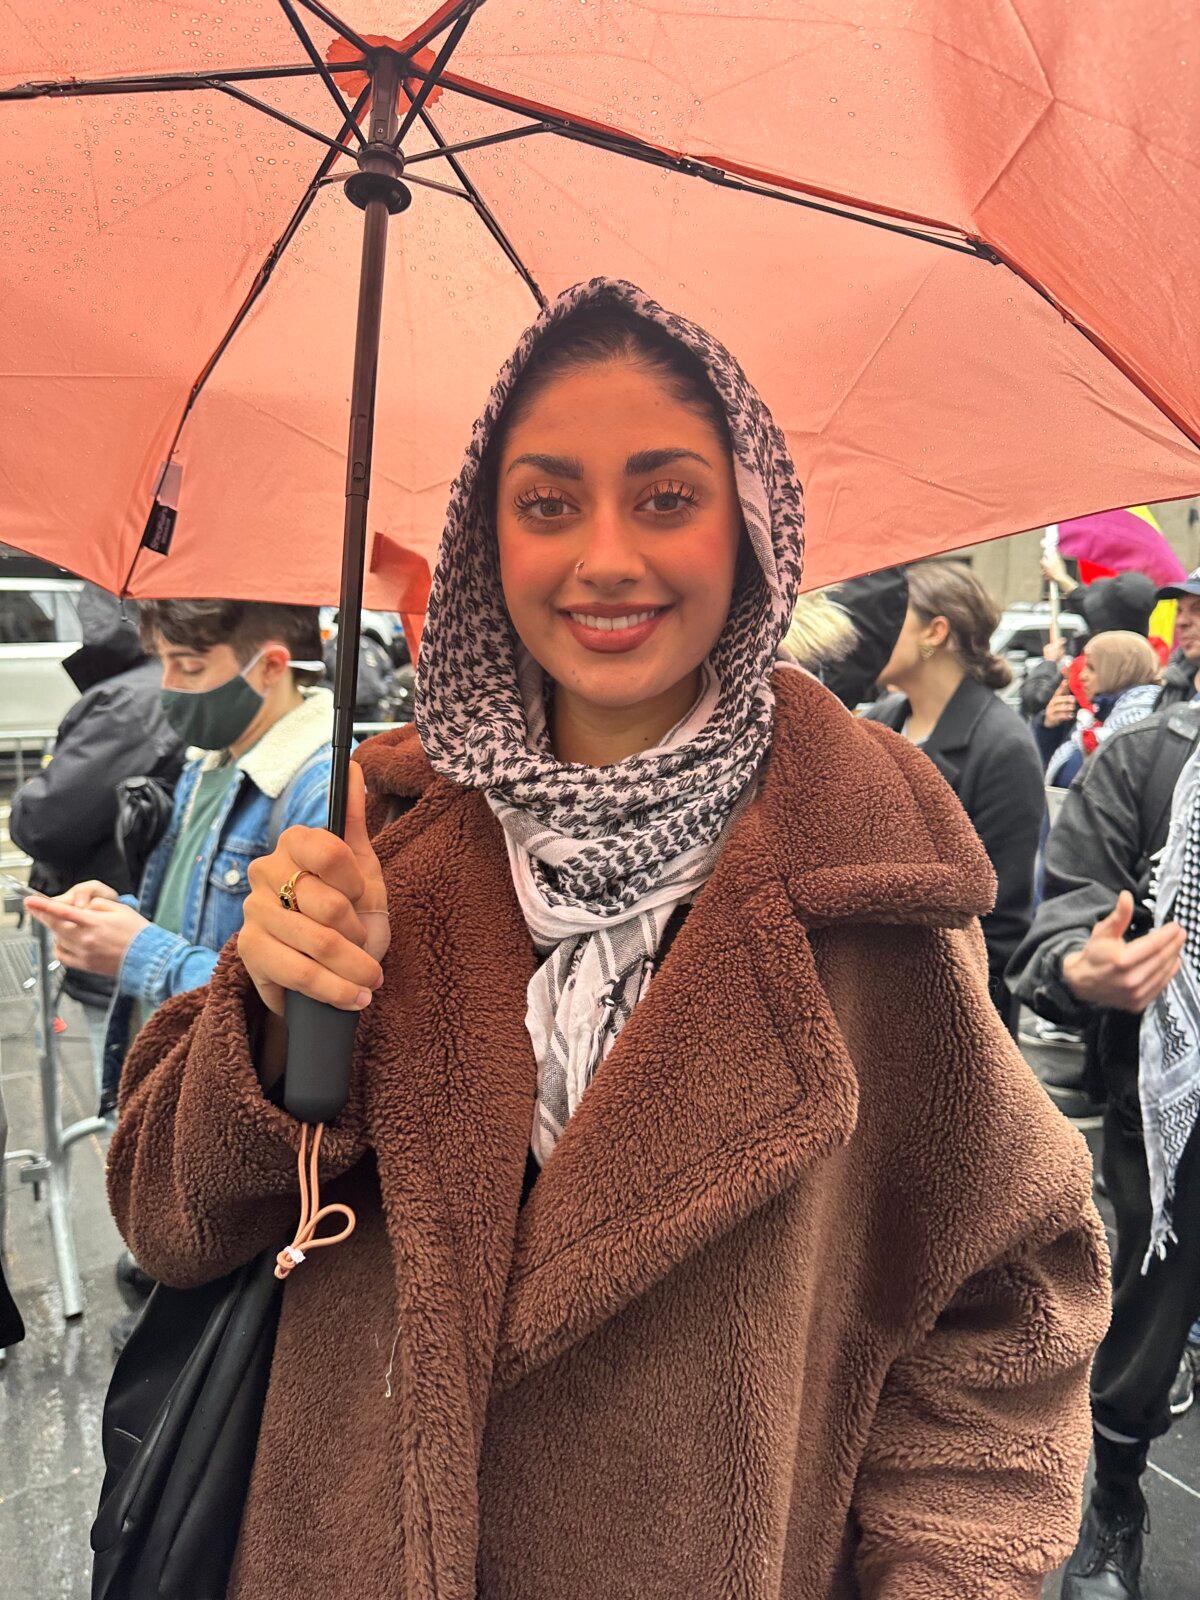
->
[90, 1250, 283, 1599]
[115, 774, 175, 891]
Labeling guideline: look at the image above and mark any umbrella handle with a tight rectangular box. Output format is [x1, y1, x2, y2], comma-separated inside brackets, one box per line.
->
[282, 993, 358, 1124]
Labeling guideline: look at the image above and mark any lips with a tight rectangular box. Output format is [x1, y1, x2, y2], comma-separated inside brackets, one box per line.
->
[560, 605, 670, 654]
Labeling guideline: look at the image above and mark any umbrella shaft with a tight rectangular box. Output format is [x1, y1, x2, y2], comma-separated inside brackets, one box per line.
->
[329, 53, 406, 837]
[330, 194, 390, 835]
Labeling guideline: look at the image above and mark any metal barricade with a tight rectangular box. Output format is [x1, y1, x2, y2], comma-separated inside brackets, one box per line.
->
[1, 920, 106, 1320]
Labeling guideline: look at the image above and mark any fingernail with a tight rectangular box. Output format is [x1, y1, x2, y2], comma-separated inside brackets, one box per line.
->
[355, 989, 372, 1009]
[372, 973, 384, 990]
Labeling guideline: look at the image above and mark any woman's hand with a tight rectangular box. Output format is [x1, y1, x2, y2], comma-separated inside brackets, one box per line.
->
[1043, 680, 1078, 728]
[238, 764, 390, 1019]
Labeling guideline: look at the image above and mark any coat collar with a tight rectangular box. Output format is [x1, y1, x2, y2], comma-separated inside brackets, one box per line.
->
[193, 687, 334, 797]
[354, 671, 994, 1394]
[874, 675, 993, 791]
[918, 674, 993, 763]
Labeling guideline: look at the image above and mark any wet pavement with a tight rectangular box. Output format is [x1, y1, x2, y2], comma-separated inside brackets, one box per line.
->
[1, 932, 1197, 1597]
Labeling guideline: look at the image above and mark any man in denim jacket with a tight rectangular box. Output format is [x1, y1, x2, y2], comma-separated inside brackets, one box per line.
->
[28, 598, 336, 1345]
[27, 598, 336, 1113]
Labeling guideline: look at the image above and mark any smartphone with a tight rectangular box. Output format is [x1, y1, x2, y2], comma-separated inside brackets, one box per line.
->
[0, 871, 35, 902]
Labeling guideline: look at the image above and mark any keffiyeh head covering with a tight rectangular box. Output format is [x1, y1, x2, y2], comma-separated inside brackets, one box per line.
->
[416, 279, 804, 1162]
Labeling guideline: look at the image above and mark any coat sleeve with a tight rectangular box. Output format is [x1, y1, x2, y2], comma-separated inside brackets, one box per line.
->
[964, 723, 1045, 983]
[1006, 723, 1150, 1026]
[7, 685, 138, 876]
[850, 925, 1110, 1598]
[851, 1217, 1109, 1598]
[106, 943, 368, 1289]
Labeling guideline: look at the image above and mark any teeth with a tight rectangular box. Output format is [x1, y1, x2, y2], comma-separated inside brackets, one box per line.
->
[570, 610, 658, 632]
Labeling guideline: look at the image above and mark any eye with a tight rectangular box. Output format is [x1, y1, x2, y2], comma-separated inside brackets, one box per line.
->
[637, 479, 700, 518]
[513, 485, 577, 522]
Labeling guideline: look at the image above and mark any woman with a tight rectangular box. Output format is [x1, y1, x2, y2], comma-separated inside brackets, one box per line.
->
[108, 281, 1107, 1599]
[867, 562, 1046, 1032]
[1037, 630, 1162, 790]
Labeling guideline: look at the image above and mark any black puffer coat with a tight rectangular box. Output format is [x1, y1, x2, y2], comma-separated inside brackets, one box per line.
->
[8, 587, 182, 1004]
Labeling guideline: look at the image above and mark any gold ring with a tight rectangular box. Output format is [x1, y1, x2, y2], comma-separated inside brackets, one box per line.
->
[278, 869, 315, 912]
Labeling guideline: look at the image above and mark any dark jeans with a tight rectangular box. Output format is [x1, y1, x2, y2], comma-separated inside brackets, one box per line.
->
[1090, 1084, 1200, 1443]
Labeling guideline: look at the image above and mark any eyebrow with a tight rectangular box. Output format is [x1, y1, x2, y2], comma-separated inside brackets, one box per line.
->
[624, 448, 713, 476]
[505, 447, 713, 478]
[505, 452, 583, 479]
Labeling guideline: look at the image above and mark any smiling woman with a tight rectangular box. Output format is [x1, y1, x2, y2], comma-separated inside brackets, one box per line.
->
[490, 307, 745, 763]
[107, 279, 1110, 1600]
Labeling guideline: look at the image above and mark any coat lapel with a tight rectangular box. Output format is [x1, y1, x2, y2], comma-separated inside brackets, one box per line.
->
[353, 672, 995, 1416]
[494, 802, 861, 1387]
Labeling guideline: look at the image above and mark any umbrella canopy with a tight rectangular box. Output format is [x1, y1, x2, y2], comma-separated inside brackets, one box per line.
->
[2, 0, 1199, 607]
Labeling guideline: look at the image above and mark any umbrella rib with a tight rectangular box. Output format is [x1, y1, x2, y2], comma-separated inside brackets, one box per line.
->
[209, 79, 360, 158]
[558, 123, 991, 258]
[290, 0, 373, 57]
[393, 1, 483, 150]
[276, 0, 364, 143]
[116, 82, 373, 599]
[0, 61, 368, 102]
[415, 106, 547, 308]
[401, 0, 485, 60]
[404, 122, 551, 165]
[404, 61, 991, 260]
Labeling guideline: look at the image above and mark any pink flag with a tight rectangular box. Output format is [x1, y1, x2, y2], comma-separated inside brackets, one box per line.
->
[1056, 507, 1186, 587]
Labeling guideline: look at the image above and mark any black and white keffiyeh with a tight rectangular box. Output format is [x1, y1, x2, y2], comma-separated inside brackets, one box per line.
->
[416, 279, 805, 1162]
[1140, 737, 1200, 1267]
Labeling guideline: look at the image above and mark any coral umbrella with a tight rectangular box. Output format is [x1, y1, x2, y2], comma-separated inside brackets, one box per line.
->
[3, 0, 1200, 1108]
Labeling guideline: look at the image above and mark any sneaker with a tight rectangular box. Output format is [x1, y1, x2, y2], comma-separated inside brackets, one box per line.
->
[1019, 1016, 1084, 1047]
[1061, 1497, 1146, 1599]
[1168, 1342, 1200, 1417]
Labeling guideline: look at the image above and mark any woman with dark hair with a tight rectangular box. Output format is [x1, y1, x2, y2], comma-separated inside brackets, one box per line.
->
[868, 561, 1046, 1031]
[107, 283, 1106, 1598]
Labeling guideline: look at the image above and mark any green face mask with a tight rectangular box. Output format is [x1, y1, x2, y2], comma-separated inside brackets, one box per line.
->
[159, 648, 268, 752]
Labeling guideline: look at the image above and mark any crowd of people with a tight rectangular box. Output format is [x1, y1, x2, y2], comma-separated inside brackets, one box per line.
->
[1, 279, 1197, 1599]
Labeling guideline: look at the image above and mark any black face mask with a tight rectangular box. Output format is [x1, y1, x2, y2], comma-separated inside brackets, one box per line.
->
[158, 649, 323, 750]
[159, 664, 264, 751]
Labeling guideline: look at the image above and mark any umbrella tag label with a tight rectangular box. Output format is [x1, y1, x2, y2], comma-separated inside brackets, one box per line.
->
[141, 460, 183, 556]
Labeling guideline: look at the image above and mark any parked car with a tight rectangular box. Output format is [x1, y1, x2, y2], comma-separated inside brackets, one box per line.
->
[991, 601, 1087, 709]
[0, 576, 84, 751]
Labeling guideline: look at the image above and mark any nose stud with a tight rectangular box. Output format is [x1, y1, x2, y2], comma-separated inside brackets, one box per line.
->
[575, 560, 585, 575]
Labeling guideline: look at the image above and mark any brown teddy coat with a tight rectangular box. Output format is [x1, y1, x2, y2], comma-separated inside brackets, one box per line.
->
[108, 669, 1110, 1599]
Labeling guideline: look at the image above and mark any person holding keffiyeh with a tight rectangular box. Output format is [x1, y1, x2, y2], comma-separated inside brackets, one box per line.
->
[109, 281, 1109, 1600]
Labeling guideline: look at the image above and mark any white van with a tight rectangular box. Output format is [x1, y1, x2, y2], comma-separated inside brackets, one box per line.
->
[0, 576, 84, 750]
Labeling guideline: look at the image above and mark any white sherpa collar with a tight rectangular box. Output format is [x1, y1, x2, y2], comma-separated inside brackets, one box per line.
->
[193, 688, 334, 798]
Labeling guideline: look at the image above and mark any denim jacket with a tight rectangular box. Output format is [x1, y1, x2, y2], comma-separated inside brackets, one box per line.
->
[101, 690, 336, 1107]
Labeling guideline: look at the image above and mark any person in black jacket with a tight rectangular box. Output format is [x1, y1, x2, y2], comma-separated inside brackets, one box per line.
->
[8, 586, 182, 1087]
[866, 560, 1045, 1033]
[1152, 568, 1200, 711]
[1008, 705, 1200, 1599]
